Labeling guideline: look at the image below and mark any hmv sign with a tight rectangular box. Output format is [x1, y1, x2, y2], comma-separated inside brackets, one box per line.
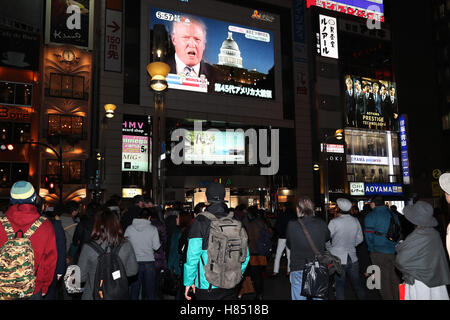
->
[45, 0, 94, 49]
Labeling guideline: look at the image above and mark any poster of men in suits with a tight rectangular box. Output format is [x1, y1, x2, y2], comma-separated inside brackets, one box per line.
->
[344, 75, 398, 131]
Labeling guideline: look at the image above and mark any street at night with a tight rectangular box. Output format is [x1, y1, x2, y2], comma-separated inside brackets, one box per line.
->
[0, 0, 449, 312]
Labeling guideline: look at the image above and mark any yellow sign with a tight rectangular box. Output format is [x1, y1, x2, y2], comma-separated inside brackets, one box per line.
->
[432, 169, 442, 180]
[432, 181, 442, 197]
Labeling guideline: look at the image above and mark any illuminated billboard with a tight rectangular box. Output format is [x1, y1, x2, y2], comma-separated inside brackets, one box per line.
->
[345, 129, 401, 184]
[307, 0, 384, 22]
[150, 7, 275, 99]
[122, 115, 151, 172]
[344, 75, 398, 131]
[184, 130, 245, 163]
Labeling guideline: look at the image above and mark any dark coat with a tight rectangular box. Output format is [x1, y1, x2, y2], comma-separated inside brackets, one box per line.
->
[120, 205, 142, 232]
[395, 227, 450, 288]
[166, 55, 223, 93]
[71, 211, 96, 265]
[151, 218, 167, 270]
[274, 209, 295, 239]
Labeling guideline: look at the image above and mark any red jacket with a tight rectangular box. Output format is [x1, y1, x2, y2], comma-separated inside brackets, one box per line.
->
[0, 204, 57, 295]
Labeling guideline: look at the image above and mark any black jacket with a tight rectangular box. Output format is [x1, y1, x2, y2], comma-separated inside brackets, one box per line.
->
[71, 212, 96, 264]
[166, 55, 224, 93]
[274, 209, 296, 239]
[120, 205, 142, 232]
[286, 216, 330, 271]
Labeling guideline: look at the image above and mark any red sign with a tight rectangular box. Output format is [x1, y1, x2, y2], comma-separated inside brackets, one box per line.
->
[0, 106, 31, 122]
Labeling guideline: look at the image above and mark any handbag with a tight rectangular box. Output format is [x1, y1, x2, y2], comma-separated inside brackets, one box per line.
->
[158, 269, 181, 297]
[297, 219, 341, 299]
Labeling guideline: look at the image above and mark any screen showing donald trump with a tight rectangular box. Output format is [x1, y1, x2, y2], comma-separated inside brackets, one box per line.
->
[150, 7, 275, 99]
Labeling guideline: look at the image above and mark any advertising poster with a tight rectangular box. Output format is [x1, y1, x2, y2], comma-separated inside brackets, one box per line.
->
[307, 0, 384, 22]
[184, 130, 245, 163]
[0, 28, 40, 70]
[45, 0, 94, 49]
[343, 75, 398, 131]
[150, 7, 275, 99]
[122, 115, 150, 172]
[345, 129, 401, 184]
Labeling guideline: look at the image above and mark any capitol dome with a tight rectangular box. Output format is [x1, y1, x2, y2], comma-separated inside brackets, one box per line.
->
[218, 32, 243, 68]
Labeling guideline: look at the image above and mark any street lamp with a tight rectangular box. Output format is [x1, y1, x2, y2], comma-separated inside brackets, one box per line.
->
[147, 61, 170, 206]
[323, 129, 344, 223]
[93, 104, 117, 203]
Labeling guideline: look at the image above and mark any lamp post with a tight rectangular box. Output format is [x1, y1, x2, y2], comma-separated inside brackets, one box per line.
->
[94, 103, 116, 203]
[323, 129, 343, 223]
[146, 60, 170, 206]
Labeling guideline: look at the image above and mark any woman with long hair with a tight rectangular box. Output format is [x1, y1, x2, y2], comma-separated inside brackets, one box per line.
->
[77, 209, 138, 300]
[286, 196, 330, 300]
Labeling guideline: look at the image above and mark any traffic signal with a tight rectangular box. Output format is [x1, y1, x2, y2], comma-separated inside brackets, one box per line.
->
[48, 180, 56, 193]
[0, 144, 14, 151]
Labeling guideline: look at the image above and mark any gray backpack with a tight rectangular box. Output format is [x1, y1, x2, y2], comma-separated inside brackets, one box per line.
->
[199, 211, 248, 289]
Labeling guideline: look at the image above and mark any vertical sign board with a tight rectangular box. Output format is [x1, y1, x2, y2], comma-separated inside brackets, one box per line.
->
[399, 114, 411, 185]
[45, 0, 94, 49]
[319, 14, 339, 59]
[104, 9, 122, 72]
[122, 115, 150, 172]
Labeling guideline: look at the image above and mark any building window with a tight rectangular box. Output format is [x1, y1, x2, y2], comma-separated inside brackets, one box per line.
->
[0, 162, 29, 188]
[0, 81, 33, 107]
[0, 122, 31, 145]
[48, 115, 84, 136]
[46, 160, 82, 183]
[49, 73, 84, 99]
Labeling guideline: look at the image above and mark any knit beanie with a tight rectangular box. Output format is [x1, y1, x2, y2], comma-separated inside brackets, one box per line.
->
[10, 181, 37, 205]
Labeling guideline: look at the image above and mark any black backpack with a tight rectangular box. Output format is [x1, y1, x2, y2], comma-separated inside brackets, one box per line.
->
[87, 241, 129, 300]
[385, 212, 401, 242]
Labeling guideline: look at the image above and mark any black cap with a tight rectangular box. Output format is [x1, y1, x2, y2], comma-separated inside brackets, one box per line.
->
[206, 182, 225, 201]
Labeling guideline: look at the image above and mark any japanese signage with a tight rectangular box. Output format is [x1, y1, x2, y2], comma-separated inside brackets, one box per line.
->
[350, 182, 365, 196]
[399, 114, 411, 185]
[104, 9, 122, 72]
[122, 188, 143, 198]
[364, 183, 403, 196]
[319, 15, 339, 59]
[0, 28, 40, 70]
[45, 0, 94, 49]
[307, 0, 384, 22]
[122, 115, 150, 172]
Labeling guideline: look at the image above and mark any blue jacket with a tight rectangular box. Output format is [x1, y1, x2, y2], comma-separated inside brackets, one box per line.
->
[184, 203, 250, 290]
[364, 206, 400, 254]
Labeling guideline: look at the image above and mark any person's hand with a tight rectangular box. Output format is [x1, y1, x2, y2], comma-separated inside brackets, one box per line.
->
[184, 285, 195, 300]
[57, 275, 62, 281]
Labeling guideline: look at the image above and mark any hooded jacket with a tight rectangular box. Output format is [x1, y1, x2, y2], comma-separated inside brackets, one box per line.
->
[364, 205, 400, 254]
[124, 218, 160, 262]
[395, 226, 450, 288]
[0, 204, 57, 295]
[184, 202, 250, 290]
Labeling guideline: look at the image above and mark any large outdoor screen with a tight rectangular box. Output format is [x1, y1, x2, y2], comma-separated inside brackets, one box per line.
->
[184, 130, 245, 163]
[150, 7, 275, 99]
[343, 75, 398, 131]
[307, 0, 384, 22]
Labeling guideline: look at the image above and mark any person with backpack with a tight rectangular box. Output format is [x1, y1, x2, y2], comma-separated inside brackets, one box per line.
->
[327, 198, 367, 300]
[124, 208, 161, 300]
[184, 182, 250, 300]
[395, 201, 450, 299]
[286, 196, 331, 300]
[364, 195, 401, 300]
[77, 209, 138, 300]
[240, 206, 272, 300]
[0, 181, 57, 300]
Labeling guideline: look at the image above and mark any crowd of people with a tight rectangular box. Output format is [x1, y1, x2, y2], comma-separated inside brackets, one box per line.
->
[0, 176, 449, 301]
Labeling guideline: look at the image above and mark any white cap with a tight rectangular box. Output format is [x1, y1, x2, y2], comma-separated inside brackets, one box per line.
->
[439, 173, 450, 194]
[337, 198, 352, 212]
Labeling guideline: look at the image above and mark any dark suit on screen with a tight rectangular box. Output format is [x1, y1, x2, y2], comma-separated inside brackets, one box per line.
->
[345, 89, 356, 126]
[166, 55, 223, 93]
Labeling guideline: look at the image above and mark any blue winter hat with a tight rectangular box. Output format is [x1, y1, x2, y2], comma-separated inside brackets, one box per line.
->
[10, 181, 37, 205]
